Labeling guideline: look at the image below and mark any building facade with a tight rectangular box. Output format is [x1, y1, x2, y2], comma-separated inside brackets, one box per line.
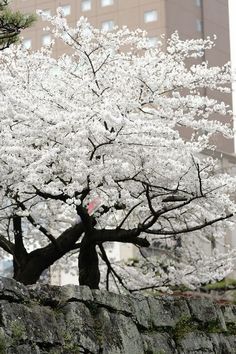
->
[10, 1, 230, 64]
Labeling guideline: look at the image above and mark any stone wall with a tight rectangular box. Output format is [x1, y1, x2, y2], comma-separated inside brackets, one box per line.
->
[0, 277, 235, 354]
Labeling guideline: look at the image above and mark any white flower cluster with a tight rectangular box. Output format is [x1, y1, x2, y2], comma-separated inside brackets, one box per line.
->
[0, 13, 235, 289]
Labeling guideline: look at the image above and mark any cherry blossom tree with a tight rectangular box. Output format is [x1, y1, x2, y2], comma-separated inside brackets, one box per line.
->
[0, 10, 236, 290]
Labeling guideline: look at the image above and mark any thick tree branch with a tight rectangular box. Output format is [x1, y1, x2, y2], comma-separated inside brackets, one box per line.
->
[33, 186, 69, 202]
[144, 213, 233, 235]
[94, 228, 150, 247]
[14, 222, 84, 285]
[76, 205, 93, 233]
[41, 222, 84, 256]
[12, 215, 28, 258]
[13, 195, 59, 249]
[141, 195, 203, 231]
[0, 233, 14, 254]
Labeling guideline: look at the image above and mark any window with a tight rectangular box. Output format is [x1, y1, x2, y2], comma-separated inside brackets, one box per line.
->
[23, 39, 31, 49]
[42, 9, 51, 16]
[81, 0, 92, 11]
[195, 0, 202, 7]
[42, 34, 51, 46]
[196, 19, 203, 32]
[144, 10, 158, 23]
[101, 0, 113, 7]
[61, 5, 71, 16]
[101, 20, 114, 31]
[147, 37, 158, 48]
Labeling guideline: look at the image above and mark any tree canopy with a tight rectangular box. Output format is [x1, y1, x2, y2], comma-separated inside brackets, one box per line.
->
[0, 9, 235, 291]
[0, 0, 35, 50]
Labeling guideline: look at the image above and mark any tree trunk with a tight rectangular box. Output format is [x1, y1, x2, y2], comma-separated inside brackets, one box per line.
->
[13, 223, 84, 285]
[13, 251, 49, 284]
[78, 234, 100, 289]
[77, 227, 150, 289]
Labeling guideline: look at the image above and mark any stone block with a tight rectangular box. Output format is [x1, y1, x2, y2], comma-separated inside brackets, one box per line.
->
[0, 276, 30, 303]
[98, 308, 144, 354]
[92, 289, 133, 315]
[29, 283, 93, 307]
[177, 332, 214, 353]
[142, 332, 177, 354]
[60, 301, 98, 353]
[0, 301, 61, 345]
[148, 296, 191, 328]
[227, 335, 236, 352]
[61, 284, 93, 302]
[210, 333, 234, 354]
[220, 304, 236, 331]
[187, 298, 227, 331]
[128, 294, 151, 329]
[6, 344, 41, 354]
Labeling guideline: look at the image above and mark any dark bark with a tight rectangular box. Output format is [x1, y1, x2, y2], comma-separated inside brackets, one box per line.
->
[78, 233, 100, 289]
[13, 223, 84, 285]
[14, 251, 47, 284]
[93, 228, 150, 246]
[78, 228, 150, 289]
[12, 215, 28, 275]
[0, 234, 14, 254]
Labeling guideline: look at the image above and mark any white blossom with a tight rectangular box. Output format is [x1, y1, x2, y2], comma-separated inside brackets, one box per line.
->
[0, 13, 235, 290]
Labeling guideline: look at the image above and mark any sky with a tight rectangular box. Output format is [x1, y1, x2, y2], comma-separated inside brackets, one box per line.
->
[228, 0, 236, 151]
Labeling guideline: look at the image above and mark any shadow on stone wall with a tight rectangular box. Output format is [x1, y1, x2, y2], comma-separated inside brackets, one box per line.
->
[0, 277, 235, 353]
